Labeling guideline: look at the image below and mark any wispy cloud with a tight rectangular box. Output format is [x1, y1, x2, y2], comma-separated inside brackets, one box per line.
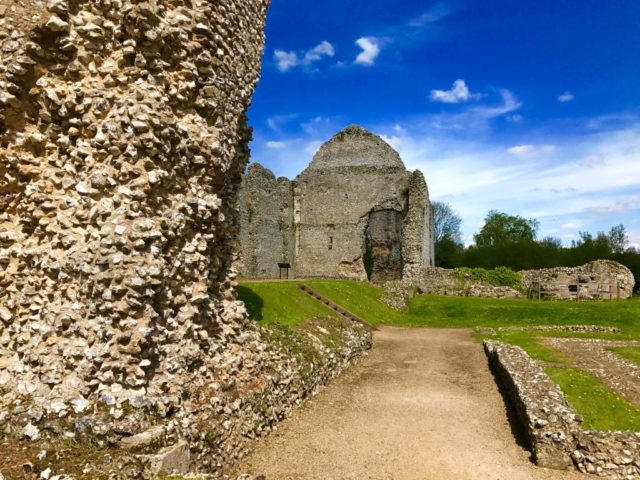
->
[508, 144, 557, 158]
[430, 79, 482, 104]
[266, 141, 287, 149]
[408, 2, 452, 28]
[558, 91, 575, 103]
[373, 118, 640, 243]
[355, 37, 382, 66]
[561, 222, 581, 231]
[590, 196, 640, 214]
[274, 41, 335, 72]
[267, 114, 299, 134]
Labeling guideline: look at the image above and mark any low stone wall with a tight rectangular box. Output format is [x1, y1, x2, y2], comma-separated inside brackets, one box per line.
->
[485, 341, 640, 478]
[381, 269, 522, 310]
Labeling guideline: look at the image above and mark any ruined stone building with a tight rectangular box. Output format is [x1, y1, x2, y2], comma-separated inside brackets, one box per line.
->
[521, 260, 635, 300]
[238, 126, 435, 283]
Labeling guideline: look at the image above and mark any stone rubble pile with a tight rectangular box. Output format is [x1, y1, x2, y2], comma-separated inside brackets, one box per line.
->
[0, 0, 372, 477]
[485, 341, 640, 479]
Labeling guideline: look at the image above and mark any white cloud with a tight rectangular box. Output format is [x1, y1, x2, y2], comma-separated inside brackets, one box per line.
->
[369, 119, 640, 243]
[274, 50, 299, 72]
[304, 41, 335, 64]
[355, 37, 381, 66]
[266, 114, 298, 134]
[408, 3, 451, 27]
[591, 197, 640, 214]
[508, 144, 557, 158]
[430, 79, 482, 104]
[274, 41, 335, 72]
[507, 115, 524, 123]
[473, 89, 521, 118]
[580, 154, 606, 168]
[561, 222, 581, 231]
[558, 91, 575, 103]
[628, 232, 640, 250]
[266, 141, 287, 149]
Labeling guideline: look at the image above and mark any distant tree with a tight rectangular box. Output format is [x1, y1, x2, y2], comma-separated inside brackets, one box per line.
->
[474, 210, 539, 247]
[608, 224, 629, 254]
[432, 201, 462, 244]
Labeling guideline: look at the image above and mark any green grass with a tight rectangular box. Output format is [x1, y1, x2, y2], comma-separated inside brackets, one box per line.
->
[546, 367, 640, 431]
[488, 331, 569, 363]
[240, 280, 640, 339]
[238, 279, 640, 433]
[237, 282, 337, 327]
[612, 346, 640, 365]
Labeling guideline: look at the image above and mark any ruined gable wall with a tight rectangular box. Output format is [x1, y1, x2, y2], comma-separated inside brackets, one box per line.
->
[294, 166, 411, 280]
[238, 163, 294, 279]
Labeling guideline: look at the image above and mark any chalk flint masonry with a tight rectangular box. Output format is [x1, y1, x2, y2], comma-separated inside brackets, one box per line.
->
[238, 125, 435, 282]
[0, 0, 372, 477]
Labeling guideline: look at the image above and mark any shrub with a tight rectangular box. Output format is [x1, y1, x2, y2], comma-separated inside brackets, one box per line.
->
[456, 267, 522, 290]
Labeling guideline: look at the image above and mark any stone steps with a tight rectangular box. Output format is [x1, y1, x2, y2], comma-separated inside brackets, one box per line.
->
[297, 284, 374, 329]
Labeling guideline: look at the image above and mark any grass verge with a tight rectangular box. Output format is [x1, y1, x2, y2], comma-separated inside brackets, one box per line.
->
[611, 346, 640, 365]
[545, 367, 640, 432]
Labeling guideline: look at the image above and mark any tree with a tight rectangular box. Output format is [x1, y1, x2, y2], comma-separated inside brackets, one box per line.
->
[432, 201, 462, 244]
[474, 210, 539, 247]
[608, 224, 629, 254]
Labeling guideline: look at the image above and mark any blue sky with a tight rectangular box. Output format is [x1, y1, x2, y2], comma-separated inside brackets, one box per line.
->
[247, 0, 640, 247]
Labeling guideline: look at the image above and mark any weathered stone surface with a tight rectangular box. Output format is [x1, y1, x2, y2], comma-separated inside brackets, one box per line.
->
[522, 260, 635, 300]
[238, 126, 435, 281]
[485, 341, 640, 478]
[0, 1, 373, 478]
[238, 164, 295, 279]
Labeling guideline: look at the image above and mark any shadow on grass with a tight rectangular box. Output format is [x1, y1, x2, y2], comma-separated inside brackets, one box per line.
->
[237, 285, 264, 322]
[486, 357, 534, 461]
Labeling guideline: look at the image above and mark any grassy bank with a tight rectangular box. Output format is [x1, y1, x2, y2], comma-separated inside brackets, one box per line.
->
[238, 279, 640, 432]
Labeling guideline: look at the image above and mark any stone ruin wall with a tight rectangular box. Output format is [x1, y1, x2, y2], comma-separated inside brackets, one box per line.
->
[397, 260, 634, 303]
[238, 127, 435, 282]
[237, 163, 294, 279]
[485, 341, 640, 479]
[401, 170, 435, 279]
[521, 260, 635, 300]
[294, 165, 411, 281]
[0, 1, 371, 477]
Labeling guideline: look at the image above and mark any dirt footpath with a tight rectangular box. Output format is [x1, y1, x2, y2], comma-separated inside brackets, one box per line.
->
[236, 327, 584, 480]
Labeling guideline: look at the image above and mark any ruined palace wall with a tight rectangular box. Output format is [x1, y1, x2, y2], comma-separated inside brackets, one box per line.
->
[294, 166, 411, 279]
[402, 170, 434, 278]
[238, 164, 294, 279]
[521, 260, 635, 300]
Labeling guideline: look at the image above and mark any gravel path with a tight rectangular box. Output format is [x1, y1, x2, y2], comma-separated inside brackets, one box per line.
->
[236, 327, 584, 480]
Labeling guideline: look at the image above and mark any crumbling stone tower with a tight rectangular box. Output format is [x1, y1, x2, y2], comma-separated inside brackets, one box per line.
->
[0, 0, 270, 461]
[239, 126, 434, 282]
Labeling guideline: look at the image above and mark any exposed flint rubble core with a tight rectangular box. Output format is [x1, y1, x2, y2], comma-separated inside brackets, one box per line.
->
[485, 341, 640, 479]
[521, 260, 635, 300]
[0, 0, 372, 477]
[237, 126, 435, 282]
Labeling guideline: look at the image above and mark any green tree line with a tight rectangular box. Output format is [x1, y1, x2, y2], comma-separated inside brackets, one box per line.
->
[433, 203, 640, 290]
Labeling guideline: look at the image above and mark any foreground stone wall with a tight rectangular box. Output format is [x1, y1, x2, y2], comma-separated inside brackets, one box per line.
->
[522, 260, 635, 300]
[485, 341, 640, 478]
